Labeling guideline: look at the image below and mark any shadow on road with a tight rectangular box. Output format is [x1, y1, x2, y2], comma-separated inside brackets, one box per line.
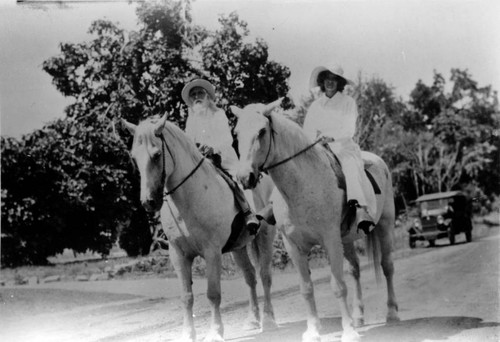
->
[226, 317, 342, 342]
[226, 316, 499, 342]
[360, 316, 499, 342]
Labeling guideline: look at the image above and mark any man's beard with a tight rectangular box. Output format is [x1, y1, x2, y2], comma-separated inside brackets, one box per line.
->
[192, 102, 211, 115]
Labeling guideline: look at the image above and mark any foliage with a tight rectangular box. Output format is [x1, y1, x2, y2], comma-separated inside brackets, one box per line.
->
[199, 12, 290, 108]
[403, 69, 499, 196]
[118, 206, 154, 257]
[1, 119, 133, 267]
[352, 74, 407, 151]
[2, 0, 292, 265]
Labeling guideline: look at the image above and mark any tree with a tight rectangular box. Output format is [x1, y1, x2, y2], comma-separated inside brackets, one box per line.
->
[1, 119, 133, 267]
[351, 74, 407, 152]
[402, 69, 499, 196]
[3, 0, 292, 264]
[196, 11, 291, 135]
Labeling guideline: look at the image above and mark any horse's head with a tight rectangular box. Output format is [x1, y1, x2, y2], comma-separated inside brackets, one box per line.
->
[122, 114, 172, 212]
[232, 98, 283, 189]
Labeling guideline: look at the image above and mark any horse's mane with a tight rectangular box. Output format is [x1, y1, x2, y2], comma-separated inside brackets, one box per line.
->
[163, 121, 204, 164]
[268, 110, 344, 188]
[269, 111, 327, 167]
[135, 117, 203, 167]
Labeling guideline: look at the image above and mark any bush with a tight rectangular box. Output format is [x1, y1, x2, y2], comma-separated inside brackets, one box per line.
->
[118, 207, 153, 257]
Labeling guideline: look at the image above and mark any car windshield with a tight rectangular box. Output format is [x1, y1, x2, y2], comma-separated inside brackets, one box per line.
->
[420, 199, 449, 216]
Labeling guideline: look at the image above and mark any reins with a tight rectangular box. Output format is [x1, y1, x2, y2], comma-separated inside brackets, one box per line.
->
[259, 116, 323, 172]
[157, 133, 205, 198]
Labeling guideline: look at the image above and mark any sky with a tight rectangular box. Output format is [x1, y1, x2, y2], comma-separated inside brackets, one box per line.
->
[1, 0, 499, 138]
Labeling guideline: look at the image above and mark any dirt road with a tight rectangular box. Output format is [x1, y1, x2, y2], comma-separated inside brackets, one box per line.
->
[1, 227, 499, 342]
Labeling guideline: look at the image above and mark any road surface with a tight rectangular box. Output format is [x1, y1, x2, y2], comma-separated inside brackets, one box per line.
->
[1, 226, 499, 342]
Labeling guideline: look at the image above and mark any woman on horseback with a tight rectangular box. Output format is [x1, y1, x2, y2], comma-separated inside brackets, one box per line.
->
[304, 64, 376, 233]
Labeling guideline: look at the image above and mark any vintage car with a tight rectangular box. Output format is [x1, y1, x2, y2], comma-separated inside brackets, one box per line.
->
[408, 191, 473, 248]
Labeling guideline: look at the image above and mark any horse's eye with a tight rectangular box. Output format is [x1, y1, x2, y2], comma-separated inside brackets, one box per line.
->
[152, 150, 162, 161]
[258, 128, 266, 138]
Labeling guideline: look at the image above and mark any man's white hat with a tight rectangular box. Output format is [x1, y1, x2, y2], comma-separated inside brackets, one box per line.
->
[309, 64, 354, 89]
[181, 79, 216, 106]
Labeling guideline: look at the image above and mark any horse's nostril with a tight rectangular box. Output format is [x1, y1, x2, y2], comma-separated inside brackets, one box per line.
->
[248, 172, 257, 188]
[142, 199, 157, 212]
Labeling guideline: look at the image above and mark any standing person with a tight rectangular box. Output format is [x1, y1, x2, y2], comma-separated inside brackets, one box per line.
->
[181, 79, 261, 234]
[303, 64, 376, 233]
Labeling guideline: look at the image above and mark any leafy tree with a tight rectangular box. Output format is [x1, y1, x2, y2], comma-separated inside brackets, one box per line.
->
[1, 119, 133, 267]
[196, 12, 291, 151]
[402, 69, 499, 196]
[2, 0, 292, 264]
[351, 74, 407, 152]
[199, 12, 290, 108]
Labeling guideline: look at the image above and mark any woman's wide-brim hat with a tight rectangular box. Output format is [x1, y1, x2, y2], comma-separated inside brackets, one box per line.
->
[181, 79, 216, 106]
[309, 63, 355, 89]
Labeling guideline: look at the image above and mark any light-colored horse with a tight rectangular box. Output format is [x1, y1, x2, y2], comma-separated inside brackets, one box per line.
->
[122, 115, 277, 342]
[232, 100, 399, 342]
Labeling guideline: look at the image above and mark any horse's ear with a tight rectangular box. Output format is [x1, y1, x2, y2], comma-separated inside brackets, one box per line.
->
[154, 114, 168, 136]
[230, 105, 244, 118]
[263, 97, 283, 117]
[121, 119, 137, 135]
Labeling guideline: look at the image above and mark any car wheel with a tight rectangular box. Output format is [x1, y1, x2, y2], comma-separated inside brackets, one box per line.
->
[465, 230, 472, 242]
[428, 239, 435, 247]
[449, 230, 455, 245]
[409, 236, 416, 249]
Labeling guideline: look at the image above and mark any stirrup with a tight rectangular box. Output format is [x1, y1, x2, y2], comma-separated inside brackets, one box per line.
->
[256, 204, 276, 225]
[357, 220, 375, 235]
[244, 212, 261, 235]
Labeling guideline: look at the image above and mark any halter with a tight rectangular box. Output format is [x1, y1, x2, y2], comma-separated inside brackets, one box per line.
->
[156, 133, 205, 198]
[259, 115, 323, 172]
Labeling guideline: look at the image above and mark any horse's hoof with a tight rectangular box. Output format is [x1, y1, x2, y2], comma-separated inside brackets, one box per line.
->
[302, 330, 321, 342]
[341, 329, 360, 342]
[352, 317, 365, 328]
[261, 318, 279, 332]
[386, 312, 401, 324]
[177, 336, 196, 342]
[243, 319, 261, 331]
[203, 332, 225, 342]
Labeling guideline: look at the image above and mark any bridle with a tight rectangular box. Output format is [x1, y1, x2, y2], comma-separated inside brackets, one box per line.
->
[258, 115, 322, 173]
[156, 132, 205, 198]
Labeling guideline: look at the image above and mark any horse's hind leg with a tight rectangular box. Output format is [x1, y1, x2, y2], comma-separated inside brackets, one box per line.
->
[375, 218, 400, 323]
[232, 247, 261, 330]
[169, 244, 196, 342]
[343, 241, 365, 327]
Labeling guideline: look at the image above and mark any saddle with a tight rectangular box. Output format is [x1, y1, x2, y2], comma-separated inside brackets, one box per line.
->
[197, 144, 253, 253]
[322, 144, 381, 195]
[322, 145, 381, 240]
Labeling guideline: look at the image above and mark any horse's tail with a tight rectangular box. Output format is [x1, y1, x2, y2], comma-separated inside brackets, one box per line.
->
[365, 232, 382, 284]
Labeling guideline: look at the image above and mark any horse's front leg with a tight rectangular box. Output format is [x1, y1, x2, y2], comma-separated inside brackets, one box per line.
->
[255, 226, 278, 331]
[169, 244, 196, 342]
[324, 234, 359, 342]
[343, 241, 364, 327]
[283, 235, 321, 342]
[203, 248, 225, 342]
[249, 179, 278, 331]
[231, 247, 261, 330]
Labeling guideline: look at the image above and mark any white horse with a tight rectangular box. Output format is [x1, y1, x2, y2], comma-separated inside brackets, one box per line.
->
[232, 100, 399, 342]
[123, 115, 277, 342]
